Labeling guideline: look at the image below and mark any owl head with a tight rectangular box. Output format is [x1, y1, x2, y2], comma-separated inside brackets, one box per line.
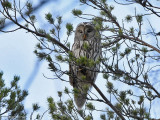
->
[75, 22, 96, 40]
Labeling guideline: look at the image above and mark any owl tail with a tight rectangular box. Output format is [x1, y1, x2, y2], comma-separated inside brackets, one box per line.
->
[74, 91, 87, 110]
[74, 83, 91, 109]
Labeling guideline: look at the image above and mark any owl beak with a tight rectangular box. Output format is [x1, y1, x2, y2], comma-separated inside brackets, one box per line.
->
[83, 34, 86, 40]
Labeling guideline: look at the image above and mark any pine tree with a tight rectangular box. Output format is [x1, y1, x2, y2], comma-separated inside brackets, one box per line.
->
[0, 0, 160, 119]
[0, 71, 28, 119]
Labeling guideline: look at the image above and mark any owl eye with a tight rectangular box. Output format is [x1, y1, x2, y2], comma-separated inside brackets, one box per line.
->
[87, 29, 92, 33]
[78, 30, 83, 33]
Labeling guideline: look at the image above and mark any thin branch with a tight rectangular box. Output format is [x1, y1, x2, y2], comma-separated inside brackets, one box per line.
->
[122, 35, 160, 54]
[92, 83, 125, 120]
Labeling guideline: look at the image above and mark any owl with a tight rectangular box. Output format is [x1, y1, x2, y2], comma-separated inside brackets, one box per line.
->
[69, 22, 101, 109]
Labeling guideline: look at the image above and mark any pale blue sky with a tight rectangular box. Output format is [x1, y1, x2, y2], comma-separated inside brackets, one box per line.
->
[0, 0, 160, 119]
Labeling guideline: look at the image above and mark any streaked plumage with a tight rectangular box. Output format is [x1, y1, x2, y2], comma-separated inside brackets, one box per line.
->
[69, 22, 101, 109]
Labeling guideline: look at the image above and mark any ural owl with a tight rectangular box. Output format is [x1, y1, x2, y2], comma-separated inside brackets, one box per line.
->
[69, 22, 101, 109]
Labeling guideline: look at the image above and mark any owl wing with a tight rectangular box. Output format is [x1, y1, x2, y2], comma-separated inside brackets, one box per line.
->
[69, 64, 73, 86]
[69, 42, 79, 87]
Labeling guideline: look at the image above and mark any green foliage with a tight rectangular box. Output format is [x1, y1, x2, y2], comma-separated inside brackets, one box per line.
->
[78, 110, 85, 118]
[56, 55, 64, 62]
[129, 27, 134, 35]
[47, 96, 74, 120]
[76, 56, 86, 65]
[106, 109, 114, 119]
[0, 71, 28, 118]
[66, 42, 70, 48]
[50, 28, 55, 34]
[100, 11, 106, 16]
[125, 15, 132, 22]
[57, 16, 62, 25]
[66, 23, 73, 36]
[147, 90, 152, 99]
[119, 91, 126, 102]
[64, 87, 69, 94]
[66, 100, 74, 113]
[84, 115, 93, 120]
[111, 47, 117, 53]
[138, 95, 144, 105]
[141, 47, 148, 54]
[36, 114, 41, 119]
[45, 13, 54, 24]
[145, 113, 150, 119]
[2, 0, 12, 8]
[103, 73, 109, 80]
[25, 2, 33, 15]
[118, 29, 123, 36]
[116, 43, 121, 49]
[131, 109, 138, 116]
[32, 103, 40, 111]
[92, 17, 103, 31]
[101, 0, 107, 4]
[34, 50, 47, 60]
[37, 28, 46, 34]
[30, 15, 36, 23]
[140, 108, 145, 116]
[100, 114, 106, 120]
[115, 103, 122, 111]
[72, 9, 82, 16]
[46, 34, 53, 41]
[83, 42, 90, 50]
[106, 81, 113, 93]
[48, 62, 58, 72]
[83, 84, 90, 93]
[88, 59, 95, 67]
[57, 101, 66, 113]
[109, 5, 114, 11]
[136, 14, 143, 23]
[58, 91, 62, 97]
[75, 56, 96, 68]
[47, 97, 57, 113]
[68, 51, 74, 60]
[124, 48, 131, 55]
[99, 2, 116, 19]
[36, 43, 43, 50]
[86, 102, 95, 111]
[73, 88, 80, 98]
[46, 55, 52, 62]
[81, 75, 86, 80]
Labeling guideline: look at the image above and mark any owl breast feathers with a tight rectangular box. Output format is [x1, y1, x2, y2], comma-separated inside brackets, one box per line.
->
[69, 22, 101, 109]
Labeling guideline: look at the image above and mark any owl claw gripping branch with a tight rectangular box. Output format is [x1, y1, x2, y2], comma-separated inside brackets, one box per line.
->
[69, 22, 102, 109]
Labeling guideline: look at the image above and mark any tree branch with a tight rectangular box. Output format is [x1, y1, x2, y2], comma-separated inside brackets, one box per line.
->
[92, 83, 126, 120]
[0, 0, 54, 30]
[122, 35, 160, 54]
